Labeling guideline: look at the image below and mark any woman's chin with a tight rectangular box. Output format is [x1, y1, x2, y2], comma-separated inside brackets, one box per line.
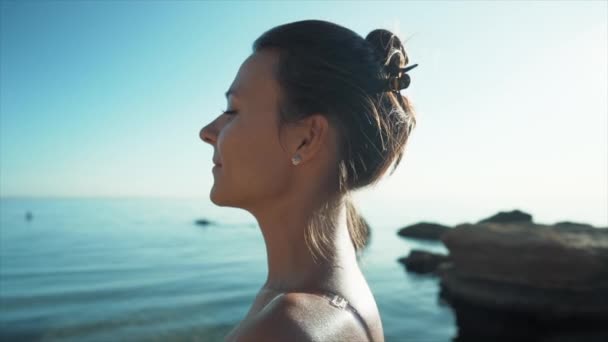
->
[210, 187, 231, 207]
[210, 188, 221, 205]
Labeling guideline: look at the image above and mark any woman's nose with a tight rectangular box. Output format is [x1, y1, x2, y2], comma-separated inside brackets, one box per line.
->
[199, 122, 216, 145]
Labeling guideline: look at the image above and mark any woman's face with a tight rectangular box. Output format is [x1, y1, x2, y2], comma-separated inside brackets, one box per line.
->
[199, 50, 294, 209]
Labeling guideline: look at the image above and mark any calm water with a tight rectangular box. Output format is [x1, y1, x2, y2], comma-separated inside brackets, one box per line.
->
[0, 198, 455, 341]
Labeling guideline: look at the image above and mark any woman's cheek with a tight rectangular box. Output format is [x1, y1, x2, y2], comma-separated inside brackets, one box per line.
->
[216, 121, 236, 162]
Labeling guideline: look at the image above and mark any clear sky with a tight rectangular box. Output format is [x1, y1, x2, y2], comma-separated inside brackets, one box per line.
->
[1, 1, 606, 226]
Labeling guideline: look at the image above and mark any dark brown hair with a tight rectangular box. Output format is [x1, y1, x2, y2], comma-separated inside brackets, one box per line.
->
[253, 20, 417, 261]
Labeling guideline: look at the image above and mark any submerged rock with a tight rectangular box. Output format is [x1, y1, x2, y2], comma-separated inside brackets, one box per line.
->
[398, 249, 450, 275]
[397, 222, 450, 241]
[194, 219, 214, 226]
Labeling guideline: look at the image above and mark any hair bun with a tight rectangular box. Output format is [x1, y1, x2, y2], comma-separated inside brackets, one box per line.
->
[365, 29, 409, 77]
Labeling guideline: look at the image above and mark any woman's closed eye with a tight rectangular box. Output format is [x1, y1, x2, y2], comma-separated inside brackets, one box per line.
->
[220, 108, 238, 116]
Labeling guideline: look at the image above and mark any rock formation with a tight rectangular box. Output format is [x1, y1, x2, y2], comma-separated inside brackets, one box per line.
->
[194, 218, 214, 226]
[397, 222, 450, 240]
[396, 209, 608, 340]
[439, 221, 608, 340]
[398, 249, 450, 274]
[476, 209, 533, 224]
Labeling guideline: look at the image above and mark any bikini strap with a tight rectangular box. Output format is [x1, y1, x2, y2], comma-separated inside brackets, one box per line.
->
[310, 291, 374, 341]
[312, 291, 360, 315]
[276, 290, 374, 341]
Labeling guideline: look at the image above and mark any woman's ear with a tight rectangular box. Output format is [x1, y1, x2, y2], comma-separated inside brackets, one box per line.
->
[290, 114, 330, 165]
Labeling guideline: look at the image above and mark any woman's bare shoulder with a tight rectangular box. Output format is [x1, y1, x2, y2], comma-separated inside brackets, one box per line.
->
[235, 292, 371, 342]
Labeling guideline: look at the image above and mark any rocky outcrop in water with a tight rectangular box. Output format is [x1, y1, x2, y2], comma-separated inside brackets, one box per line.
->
[476, 209, 533, 224]
[397, 222, 450, 240]
[439, 220, 608, 341]
[396, 210, 608, 340]
[442, 222, 608, 288]
[398, 249, 450, 274]
[194, 218, 214, 226]
[396, 210, 536, 242]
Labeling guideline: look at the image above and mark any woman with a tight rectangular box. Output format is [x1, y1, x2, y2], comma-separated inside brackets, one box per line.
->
[200, 19, 417, 342]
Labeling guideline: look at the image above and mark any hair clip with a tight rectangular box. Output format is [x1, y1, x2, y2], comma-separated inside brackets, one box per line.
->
[400, 64, 419, 74]
[387, 63, 418, 93]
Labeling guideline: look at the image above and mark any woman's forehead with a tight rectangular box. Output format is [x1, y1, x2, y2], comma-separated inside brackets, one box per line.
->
[229, 51, 280, 102]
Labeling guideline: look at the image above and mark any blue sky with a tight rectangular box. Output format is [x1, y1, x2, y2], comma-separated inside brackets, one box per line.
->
[1, 1, 606, 226]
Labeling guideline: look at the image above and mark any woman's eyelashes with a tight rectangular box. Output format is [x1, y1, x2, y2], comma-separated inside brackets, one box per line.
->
[220, 108, 237, 116]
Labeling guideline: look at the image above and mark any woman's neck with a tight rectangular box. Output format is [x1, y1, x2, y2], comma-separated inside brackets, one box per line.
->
[254, 195, 359, 293]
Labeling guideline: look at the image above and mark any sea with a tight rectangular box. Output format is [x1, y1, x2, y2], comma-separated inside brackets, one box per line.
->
[0, 197, 455, 341]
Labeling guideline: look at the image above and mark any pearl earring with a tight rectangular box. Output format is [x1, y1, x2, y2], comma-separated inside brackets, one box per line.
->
[291, 154, 302, 165]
